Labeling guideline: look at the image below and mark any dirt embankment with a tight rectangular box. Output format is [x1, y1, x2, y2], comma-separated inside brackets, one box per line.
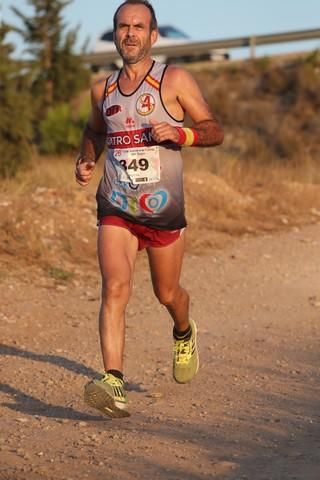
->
[1, 159, 320, 273]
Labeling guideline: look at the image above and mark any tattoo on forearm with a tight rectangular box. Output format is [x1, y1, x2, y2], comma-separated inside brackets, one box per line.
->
[194, 118, 224, 147]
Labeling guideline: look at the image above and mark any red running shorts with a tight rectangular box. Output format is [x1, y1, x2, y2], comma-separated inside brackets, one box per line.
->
[99, 215, 183, 251]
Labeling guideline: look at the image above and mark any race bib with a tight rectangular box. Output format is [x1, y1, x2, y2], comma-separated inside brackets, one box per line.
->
[114, 146, 160, 184]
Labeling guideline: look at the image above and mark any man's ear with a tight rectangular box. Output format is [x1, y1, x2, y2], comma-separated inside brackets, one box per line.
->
[151, 29, 158, 46]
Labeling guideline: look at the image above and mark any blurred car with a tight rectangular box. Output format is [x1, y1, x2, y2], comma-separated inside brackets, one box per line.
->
[91, 25, 229, 70]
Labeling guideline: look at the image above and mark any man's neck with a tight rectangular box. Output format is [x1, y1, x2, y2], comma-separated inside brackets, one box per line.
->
[120, 57, 153, 82]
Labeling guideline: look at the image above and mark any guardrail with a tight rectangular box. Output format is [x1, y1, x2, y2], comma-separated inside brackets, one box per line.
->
[83, 27, 320, 67]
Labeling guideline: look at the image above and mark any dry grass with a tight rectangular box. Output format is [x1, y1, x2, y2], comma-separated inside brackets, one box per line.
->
[1, 53, 320, 273]
[193, 51, 320, 171]
[182, 149, 320, 252]
[1, 151, 320, 275]
[0, 155, 100, 277]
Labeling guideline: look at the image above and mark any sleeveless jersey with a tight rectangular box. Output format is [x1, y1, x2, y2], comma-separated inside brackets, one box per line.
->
[96, 61, 186, 230]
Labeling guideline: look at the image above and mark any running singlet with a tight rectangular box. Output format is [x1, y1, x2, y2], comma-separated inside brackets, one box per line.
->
[96, 61, 186, 230]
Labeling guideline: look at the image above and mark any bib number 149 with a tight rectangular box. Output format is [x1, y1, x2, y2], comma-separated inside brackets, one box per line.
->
[120, 158, 149, 172]
[115, 145, 161, 184]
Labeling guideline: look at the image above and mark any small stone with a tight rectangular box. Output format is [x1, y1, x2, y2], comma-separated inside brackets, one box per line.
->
[17, 417, 29, 423]
[146, 392, 163, 399]
[56, 285, 67, 292]
[309, 296, 320, 308]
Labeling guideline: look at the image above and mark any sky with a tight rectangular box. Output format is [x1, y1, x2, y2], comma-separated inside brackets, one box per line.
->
[2, 0, 320, 59]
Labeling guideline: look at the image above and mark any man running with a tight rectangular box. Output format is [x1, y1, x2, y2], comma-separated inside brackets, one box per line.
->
[75, 0, 224, 418]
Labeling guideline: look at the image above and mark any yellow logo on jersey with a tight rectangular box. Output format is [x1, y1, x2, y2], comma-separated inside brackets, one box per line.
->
[136, 93, 156, 116]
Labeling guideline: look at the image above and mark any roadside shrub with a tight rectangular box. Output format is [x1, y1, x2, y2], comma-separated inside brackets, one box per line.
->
[258, 66, 298, 102]
[39, 101, 89, 154]
[196, 51, 320, 167]
[304, 49, 320, 68]
[297, 63, 320, 108]
[0, 24, 34, 178]
[257, 56, 271, 71]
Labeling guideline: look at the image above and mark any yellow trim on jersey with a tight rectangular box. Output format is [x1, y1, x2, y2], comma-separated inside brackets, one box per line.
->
[145, 75, 160, 90]
[106, 82, 117, 96]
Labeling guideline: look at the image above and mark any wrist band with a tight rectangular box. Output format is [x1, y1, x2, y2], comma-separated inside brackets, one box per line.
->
[175, 127, 199, 146]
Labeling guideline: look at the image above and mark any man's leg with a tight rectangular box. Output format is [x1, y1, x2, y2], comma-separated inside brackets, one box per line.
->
[84, 224, 138, 417]
[147, 232, 199, 383]
[147, 232, 189, 331]
[97, 225, 138, 372]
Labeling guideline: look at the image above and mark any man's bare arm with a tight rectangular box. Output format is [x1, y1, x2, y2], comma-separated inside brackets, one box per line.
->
[78, 122, 106, 163]
[77, 81, 107, 162]
[191, 117, 224, 146]
[75, 81, 107, 186]
[151, 66, 224, 147]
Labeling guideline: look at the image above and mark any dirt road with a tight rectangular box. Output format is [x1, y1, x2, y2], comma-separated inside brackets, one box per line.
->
[1, 223, 320, 480]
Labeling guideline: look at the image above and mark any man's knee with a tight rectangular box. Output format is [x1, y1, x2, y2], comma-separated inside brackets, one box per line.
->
[101, 278, 131, 303]
[154, 285, 185, 307]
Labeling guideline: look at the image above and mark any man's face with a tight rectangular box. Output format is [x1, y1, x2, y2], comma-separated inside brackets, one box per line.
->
[114, 4, 158, 64]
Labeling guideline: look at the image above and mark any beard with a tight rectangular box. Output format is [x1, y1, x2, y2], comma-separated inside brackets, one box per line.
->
[116, 38, 151, 64]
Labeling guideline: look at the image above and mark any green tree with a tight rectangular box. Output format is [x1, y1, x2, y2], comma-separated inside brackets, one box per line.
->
[0, 23, 33, 177]
[12, 0, 89, 115]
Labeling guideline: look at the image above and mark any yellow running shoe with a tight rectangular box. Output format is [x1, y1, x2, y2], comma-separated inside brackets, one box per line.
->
[173, 318, 199, 383]
[84, 372, 130, 418]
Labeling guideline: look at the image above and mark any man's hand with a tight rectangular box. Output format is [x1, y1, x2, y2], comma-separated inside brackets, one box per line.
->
[150, 120, 180, 144]
[75, 156, 96, 186]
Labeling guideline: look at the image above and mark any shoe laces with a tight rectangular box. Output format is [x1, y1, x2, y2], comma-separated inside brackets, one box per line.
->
[101, 373, 123, 387]
[100, 373, 126, 402]
[174, 338, 193, 364]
